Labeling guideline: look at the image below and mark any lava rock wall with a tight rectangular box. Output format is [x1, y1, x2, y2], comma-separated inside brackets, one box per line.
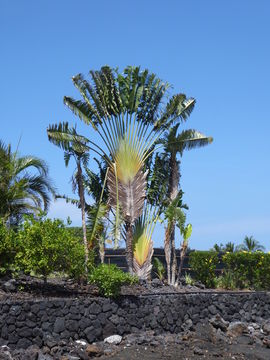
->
[1, 292, 270, 349]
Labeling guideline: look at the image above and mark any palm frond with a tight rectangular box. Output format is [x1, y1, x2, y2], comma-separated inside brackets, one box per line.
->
[155, 95, 196, 129]
[87, 202, 109, 247]
[63, 96, 100, 129]
[47, 122, 90, 154]
[15, 156, 49, 176]
[174, 130, 213, 154]
[55, 194, 79, 205]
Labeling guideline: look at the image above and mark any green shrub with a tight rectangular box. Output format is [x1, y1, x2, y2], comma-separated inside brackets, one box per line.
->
[0, 221, 17, 275]
[189, 251, 218, 288]
[184, 273, 195, 286]
[152, 257, 165, 281]
[217, 270, 237, 290]
[15, 215, 86, 281]
[223, 251, 270, 290]
[89, 264, 138, 297]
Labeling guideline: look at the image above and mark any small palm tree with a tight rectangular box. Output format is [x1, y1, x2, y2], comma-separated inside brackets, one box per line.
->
[177, 223, 192, 284]
[164, 190, 187, 284]
[160, 124, 213, 284]
[0, 140, 55, 226]
[47, 122, 91, 271]
[237, 236, 265, 252]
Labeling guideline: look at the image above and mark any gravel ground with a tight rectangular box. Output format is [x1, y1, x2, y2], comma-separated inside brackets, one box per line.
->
[97, 333, 270, 360]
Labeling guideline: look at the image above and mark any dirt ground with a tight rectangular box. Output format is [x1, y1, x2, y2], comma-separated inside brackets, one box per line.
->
[97, 332, 270, 360]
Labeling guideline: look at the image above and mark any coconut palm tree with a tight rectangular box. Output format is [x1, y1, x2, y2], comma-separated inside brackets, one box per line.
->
[160, 124, 213, 284]
[237, 236, 265, 252]
[47, 122, 91, 271]
[63, 65, 196, 276]
[0, 140, 55, 226]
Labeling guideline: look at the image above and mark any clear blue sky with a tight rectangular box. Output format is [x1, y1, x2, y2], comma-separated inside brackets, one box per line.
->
[1, 0, 270, 250]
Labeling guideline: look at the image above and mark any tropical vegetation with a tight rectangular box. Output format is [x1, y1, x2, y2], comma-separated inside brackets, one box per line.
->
[54, 65, 213, 280]
[0, 140, 55, 227]
[1, 64, 269, 296]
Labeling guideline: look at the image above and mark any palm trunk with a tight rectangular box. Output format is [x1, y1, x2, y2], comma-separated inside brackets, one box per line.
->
[164, 153, 180, 285]
[164, 225, 171, 284]
[171, 226, 177, 285]
[125, 221, 134, 274]
[99, 238, 105, 264]
[177, 242, 187, 285]
[77, 160, 89, 274]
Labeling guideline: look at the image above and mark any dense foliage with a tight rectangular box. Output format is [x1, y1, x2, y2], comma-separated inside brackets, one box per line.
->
[223, 251, 270, 290]
[189, 251, 219, 288]
[15, 216, 86, 281]
[89, 264, 138, 297]
[0, 221, 17, 274]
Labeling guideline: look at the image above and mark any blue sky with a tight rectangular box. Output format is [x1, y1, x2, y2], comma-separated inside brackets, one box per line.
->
[1, 0, 270, 250]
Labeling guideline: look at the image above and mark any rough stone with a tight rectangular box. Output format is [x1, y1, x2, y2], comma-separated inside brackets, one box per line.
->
[209, 314, 229, 332]
[263, 320, 270, 335]
[227, 321, 248, 337]
[2, 280, 17, 292]
[84, 326, 95, 343]
[85, 344, 103, 356]
[17, 338, 32, 349]
[53, 317, 65, 333]
[89, 302, 101, 315]
[208, 305, 218, 315]
[104, 335, 122, 344]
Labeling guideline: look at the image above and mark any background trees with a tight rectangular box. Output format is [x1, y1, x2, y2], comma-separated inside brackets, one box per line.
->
[237, 236, 265, 252]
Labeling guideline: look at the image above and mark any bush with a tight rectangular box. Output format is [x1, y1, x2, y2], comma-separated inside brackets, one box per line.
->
[184, 273, 195, 286]
[223, 251, 270, 289]
[89, 264, 138, 297]
[189, 251, 218, 288]
[152, 257, 165, 281]
[15, 215, 86, 281]
[216, 270, 237, 290]
[0, 221, 17, 275]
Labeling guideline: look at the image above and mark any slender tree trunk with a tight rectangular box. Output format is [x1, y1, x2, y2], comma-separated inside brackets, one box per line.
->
[99, 238, 105, 264]
[164, 225, 171, 284]
[125, 220, 134, 274]
[164, 153, 180, 285]
[171, 226, 177, 285]
[77, 161, 89, 274]
[177, 242, 187, 285]
[168, 154, 180, 202]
